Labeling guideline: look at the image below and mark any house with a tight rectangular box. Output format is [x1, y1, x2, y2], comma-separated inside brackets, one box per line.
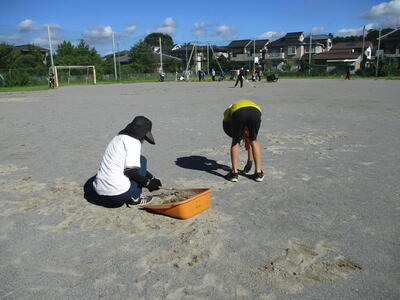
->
[377, 28, 400, 59]
[227, 39, 269, 62]
[14, 44, 49, 64]
[303, 34, 333, 55]
[313, 41, 373, 72]
[265, 32, 304, 59]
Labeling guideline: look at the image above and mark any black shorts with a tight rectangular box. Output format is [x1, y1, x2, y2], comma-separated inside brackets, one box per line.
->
[231, 107, 261, 143]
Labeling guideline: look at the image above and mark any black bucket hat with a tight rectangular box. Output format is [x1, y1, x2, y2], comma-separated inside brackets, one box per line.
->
[119, 116, 155, 144]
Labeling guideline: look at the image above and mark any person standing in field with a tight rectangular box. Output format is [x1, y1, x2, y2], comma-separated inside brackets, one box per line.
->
[345, 65, 351, 80]
[222, 99, 264, 182]
[211, 68, 216, 81]
[234, 67, 245, 88]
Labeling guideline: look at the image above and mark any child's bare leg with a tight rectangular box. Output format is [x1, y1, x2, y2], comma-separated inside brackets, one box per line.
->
[250, 140, 262, 173]
[230, 141, 240, 173]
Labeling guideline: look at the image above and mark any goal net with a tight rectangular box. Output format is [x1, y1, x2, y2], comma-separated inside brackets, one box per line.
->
[53, 66, 96, 87]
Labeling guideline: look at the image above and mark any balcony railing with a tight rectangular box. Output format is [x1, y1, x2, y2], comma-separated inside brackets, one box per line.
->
[265, 52, 285, 59]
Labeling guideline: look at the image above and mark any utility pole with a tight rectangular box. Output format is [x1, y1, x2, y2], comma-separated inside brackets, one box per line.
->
[207, 43, 209, 75]
[159, 37, 163, 73]
[361, 25, 366, 70]
[47, 25, 55, 74]
[117, 42, 121, 81]
[308, 33, 313, 75]
[375, 28, 382, 77]
[253, 39, 256, 72]
[195, 41, 198, 73]
[112, 32, 117, 81]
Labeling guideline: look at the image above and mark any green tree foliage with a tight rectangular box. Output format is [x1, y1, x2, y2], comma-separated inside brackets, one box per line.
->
[0, 42, 47, 86]
[54, 39, 102, 66]
[333, 28, 395, 47]
[128, 40, 156, 73]
[0, 42, 17, 69]
[144, 33, 174, 48]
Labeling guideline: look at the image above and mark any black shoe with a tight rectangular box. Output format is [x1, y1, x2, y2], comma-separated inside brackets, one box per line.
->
[225, 171, 239, 182]
[254, 171, 264, 182]
[243, 160, 253, 174]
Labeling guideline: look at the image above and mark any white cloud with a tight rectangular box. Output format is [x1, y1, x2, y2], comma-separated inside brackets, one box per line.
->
[32, 30, 64, 46]
[336, 23, 375, 37]
[363, 0, 400, 18]
[215, 25, 237, 38]
[192, 22, 208, 37]
[125, 23, 137, 34]
[258, 31, 285, 40]
[311, 26, 325, 33]
[17, 19, 36, 32]
[8, 34, 23, 41]
[82, 25, 114, 43]
[154, 17, 176, 35]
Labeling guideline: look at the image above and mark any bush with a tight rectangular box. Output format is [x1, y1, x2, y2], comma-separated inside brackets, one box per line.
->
[4, 70, 30, 86]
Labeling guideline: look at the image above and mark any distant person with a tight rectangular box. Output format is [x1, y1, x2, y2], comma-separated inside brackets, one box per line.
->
[49, 72, 55, 88]
[222, 99, 264, 182]
[345, 65, 351, 80]
[201, 70, 205, 81]
[251, 70, 256, 82]
[84, 116, 162, 208]
[256, 70, 262, 81]
[211, 68, 216, 81]
[234, 67, 245, 88]
[159, 72, 165, 82]
[198, 70, 202, 81]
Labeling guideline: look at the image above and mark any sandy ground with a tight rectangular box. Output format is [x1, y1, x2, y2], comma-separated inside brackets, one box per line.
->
[0, 79, 399, 299]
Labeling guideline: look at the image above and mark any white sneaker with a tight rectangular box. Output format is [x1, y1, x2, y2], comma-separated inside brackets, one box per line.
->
[127, 195, 153, 206]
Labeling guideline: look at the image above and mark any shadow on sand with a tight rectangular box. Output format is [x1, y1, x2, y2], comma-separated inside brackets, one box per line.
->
[175, 155, 230, 179]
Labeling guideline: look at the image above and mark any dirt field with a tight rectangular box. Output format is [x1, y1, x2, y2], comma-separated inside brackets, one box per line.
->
[0, 79, 399, 299]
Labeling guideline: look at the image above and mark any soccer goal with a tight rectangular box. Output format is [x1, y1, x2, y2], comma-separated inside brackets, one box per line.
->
[52, 65, 96, 88]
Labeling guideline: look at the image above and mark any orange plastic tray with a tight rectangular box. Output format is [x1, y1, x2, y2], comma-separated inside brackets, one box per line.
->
[140, 188, 211, 219]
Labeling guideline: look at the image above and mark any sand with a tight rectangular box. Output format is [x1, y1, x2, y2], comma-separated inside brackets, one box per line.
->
[147, 190, 199, 205]
[0, 79, 399, 299]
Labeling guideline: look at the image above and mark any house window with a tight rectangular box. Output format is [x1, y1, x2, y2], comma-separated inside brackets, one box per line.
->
[288, 46, 297, 55]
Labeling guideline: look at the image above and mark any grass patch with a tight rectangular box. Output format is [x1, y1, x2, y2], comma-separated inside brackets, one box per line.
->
[0, 84, 49, 92]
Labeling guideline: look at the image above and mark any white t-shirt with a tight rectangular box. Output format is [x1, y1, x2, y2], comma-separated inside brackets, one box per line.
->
[93, 135, 141, 196]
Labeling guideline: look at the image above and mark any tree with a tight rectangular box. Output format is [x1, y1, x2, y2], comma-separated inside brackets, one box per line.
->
[128, 40, 156, 73]
[144, 33, 174, 48]
[0, 42, 17, 70]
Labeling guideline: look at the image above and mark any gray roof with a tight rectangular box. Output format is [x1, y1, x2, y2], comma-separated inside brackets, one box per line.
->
[307, 34, 331, 41]
[15, 44, 49, 52]
[268, 32, 304, 48]
[227, 40, 252, 48]
[172, 45, 227, 53]
[285, 32, 303, 39]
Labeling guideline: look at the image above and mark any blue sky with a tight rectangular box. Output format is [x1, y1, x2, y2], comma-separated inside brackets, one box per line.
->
[1, 0, 399, 54]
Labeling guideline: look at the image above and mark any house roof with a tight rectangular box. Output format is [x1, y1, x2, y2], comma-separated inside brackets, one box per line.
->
[307, 34, 331, 41]
[172, 45, 228, 54]
[268, 32, 304, 48]
[331, 41, 372, 50]
[227, 39, 252, 48]
[15, 44, 49, 53]
[254, 39, 269, 47]
[285, 32, 303, 38]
